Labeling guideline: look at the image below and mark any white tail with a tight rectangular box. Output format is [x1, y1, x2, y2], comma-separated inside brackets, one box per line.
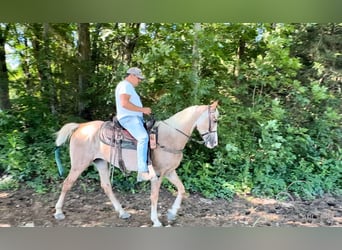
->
[55, 123, 80, 147]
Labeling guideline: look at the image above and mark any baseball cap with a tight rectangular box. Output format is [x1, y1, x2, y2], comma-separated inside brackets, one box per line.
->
[127, 67, 145, 79]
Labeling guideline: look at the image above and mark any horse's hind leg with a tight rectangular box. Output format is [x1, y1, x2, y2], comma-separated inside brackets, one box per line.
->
[164, 170, 186, 222]
[54, 163, 87, 220]
[94, 160, 130, 219]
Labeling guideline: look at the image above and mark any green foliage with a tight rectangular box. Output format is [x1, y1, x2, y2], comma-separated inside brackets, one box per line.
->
[209, 115, 341, 199]
[0, 175, 19, 190]
[1, 23, 341, 201]
[110, 170, 150, 193]
[176, 149, 235, 200]
[0, 98, 60, 193]
[80, 164, 150, 194]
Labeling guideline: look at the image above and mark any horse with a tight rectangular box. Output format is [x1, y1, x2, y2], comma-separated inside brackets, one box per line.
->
[53, 101, 219, 227]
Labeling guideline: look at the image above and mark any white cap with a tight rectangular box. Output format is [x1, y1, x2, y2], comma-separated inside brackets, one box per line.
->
[127, 67, 145, 79]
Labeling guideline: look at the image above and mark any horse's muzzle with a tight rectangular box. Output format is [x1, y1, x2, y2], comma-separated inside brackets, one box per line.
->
[203, 133, 218, 148]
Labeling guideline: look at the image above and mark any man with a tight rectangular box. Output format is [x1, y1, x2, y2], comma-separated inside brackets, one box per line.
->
[115, 67, 156, 181]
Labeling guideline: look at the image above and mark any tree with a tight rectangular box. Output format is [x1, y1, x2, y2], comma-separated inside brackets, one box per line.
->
[0, 23, 340, 198]
[77, 23, 92, 119]
[192, 23, 201, 104]
[30, 23, 57, 114]
[0, 23, 11, 110]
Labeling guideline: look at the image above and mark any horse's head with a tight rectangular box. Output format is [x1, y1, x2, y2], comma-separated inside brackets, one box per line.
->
[196, 101, 219, 149]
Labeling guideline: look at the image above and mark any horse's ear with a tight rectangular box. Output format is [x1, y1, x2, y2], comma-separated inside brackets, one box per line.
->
[210, 100, 218, 109]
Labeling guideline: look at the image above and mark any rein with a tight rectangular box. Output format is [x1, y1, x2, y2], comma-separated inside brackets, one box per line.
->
[154, 121, 189, 154]
[156, 105, 217, 154]
[161, 121, 205, 145]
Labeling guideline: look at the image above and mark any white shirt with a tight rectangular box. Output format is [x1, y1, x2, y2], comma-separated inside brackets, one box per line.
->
[115, 80, 143, 120]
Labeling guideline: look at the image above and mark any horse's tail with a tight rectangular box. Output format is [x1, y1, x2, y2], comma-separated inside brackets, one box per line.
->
[55, 123, 80, 176]
[55, 123, 80, 147]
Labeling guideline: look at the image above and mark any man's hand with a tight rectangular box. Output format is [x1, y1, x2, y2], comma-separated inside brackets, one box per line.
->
[141, 107, 152, 115]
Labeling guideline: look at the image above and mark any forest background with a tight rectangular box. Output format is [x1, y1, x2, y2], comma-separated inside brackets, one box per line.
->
[0, 23, 341, 200]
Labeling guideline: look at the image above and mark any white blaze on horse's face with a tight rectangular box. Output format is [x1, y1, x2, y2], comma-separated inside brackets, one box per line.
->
[196, 105, 219, 149]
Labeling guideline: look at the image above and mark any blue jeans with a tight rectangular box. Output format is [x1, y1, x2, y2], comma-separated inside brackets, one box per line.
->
[119, 116, 149, 172]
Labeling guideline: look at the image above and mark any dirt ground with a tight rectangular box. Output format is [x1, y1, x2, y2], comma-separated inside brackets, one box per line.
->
[0, 182, 341, 227]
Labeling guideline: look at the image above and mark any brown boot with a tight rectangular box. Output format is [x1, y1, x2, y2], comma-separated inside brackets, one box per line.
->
[137, 172, 152, 182]
[148, 164, 156, 177]
[137, 166, 157, 182]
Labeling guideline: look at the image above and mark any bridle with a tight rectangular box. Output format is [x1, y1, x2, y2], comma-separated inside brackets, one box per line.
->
[157, 105, 218, 154]
[199, 105, 218, 137]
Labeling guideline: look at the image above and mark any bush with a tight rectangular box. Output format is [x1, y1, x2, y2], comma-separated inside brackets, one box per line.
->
[0, 100, 61, 193]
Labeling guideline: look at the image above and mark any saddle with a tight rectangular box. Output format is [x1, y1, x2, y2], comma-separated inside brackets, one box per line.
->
[99, 116, 157, 173]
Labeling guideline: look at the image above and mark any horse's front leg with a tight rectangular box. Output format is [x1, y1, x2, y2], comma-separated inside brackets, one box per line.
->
[164, 170, 186, 223]
[150, 177, 163, 227]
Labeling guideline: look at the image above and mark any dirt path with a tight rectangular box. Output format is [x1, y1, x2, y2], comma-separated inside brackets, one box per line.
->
[0, 184, 341, 227]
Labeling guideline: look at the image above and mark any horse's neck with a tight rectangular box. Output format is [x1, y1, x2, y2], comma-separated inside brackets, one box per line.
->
[159, 105, 206, 148]
[165, 106, 200, 134]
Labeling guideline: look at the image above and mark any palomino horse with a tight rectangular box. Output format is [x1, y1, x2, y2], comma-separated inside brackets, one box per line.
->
[54, 101, 219, 227]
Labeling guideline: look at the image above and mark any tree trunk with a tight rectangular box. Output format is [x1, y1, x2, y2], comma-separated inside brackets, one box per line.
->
[31, 23, 57, 114]
[192, 23, 201, 104]
[233, 38, 245, 85]
[0, 24, 11, 110]
[77, 23, 92, 119]
[122, 23, 140, 64]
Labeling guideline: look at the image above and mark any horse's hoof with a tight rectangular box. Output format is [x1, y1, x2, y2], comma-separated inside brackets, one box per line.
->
[54, 213, 65, 220]
[167, 210, 176, 222]
[152, 221, 163, 227]
[119, 212, 131, 219]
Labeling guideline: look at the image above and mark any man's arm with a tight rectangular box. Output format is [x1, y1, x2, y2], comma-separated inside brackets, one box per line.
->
[120, 94, 151, 115]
